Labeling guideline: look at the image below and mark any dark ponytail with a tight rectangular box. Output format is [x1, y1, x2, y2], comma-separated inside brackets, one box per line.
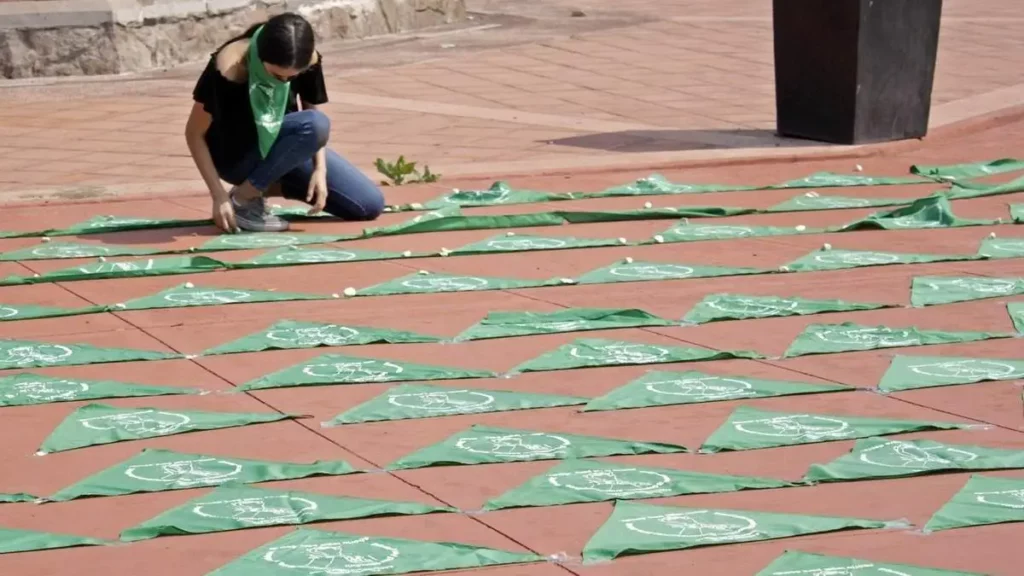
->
[243, 13, 315, 69]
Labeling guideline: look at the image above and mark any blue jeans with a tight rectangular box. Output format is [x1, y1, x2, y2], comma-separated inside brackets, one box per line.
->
[215, 110, 385, 221]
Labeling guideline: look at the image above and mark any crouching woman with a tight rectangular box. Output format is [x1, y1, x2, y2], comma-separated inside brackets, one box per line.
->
[184, 13, 384, 233]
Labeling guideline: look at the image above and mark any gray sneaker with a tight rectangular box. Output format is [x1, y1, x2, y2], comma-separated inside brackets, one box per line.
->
[229, 188, 290, 232]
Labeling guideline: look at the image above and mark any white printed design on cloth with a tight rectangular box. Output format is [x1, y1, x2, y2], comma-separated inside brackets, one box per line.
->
[77, 260, 157, 274]
[79, 410, 192, 436]
[125, 458, 244, 487]
[770, 563, 914, 576]
[734, 414, 852, 441]
[624, 510, 759, 542]
[387, 390, 496, 414]
[974, 489, 1024, 509]
[921, 277, 1019, 295]
[302, 360, 405, 382]
[31, 244, 112, 258]
[263, 538, 400, 575]
[274, 250, 359, 263]
[984, 240, 1024, 255]
[858, 440, 978, 470]
[88, 217, 158, 228]
[668, 225, 754, 238]
[794, 196, 872, 208]
[0, 306, 19, 319]
[812, 252, 900, 266]
[547, 468, 672, 498]
[0, 344, 74, 366]
[646, 376, 756, 401]
[194, 494, 319, 525]
[705, 297, 800, 318]
[218, 235, 304, 248]
[400, 277, 490, 292]
[443, 189, 510, 204]
[163, 290, 254, 305]
[811, 327, 919, 348]
[485, 237, 566, 251]
[570, 343, 670, 365]
[1, 379, 90, 402]
[456, 432, 571, 459]
[608, 264, 695, 280]
[908, 359, 1023, 380]
[266, 325, 360, 347]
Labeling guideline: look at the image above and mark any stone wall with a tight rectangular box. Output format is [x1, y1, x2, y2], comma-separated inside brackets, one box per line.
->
[0, 0, 467, 78]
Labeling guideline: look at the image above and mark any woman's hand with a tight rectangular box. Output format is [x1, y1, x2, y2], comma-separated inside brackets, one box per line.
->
[212, 190, 239, 233]
[307, 163, 328, 215]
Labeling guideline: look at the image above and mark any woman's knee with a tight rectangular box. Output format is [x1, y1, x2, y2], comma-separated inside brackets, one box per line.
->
[287, 110, 331, 149]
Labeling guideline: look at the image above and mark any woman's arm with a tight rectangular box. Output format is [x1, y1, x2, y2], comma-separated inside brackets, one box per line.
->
[185, 102, 238, 232]
[184, 102, 228, 200]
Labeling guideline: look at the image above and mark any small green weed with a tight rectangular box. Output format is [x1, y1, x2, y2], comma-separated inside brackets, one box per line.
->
[374, 156, 441, 186]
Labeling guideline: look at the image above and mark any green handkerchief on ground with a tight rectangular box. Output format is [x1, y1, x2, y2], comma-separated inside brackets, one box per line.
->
[119, 484, 451, 541]
[239, 353, 495, 391]
[0, 241, 160, 261]
[451, 233, 623, 255]
[923, 475, 1024, 532]
[910, 275, 1024, 306]
[783, 322, 1012, 357]
[39, 403, 295, 454]
[206, 528, 543, 576]
[576, 259, 765, 284]
[454, 307, 673, 341]
[0, 338, 176, 370]
[911, 158, 1024, 182]
[386, 424, 686, 470]
[682, 293, 888, 324]
[203, 320, 440, 355]
[833, 195, 995, 231]
[48, 448, 357, 501]
[510, 338, 762, 373]
[582, 370, 849, 412]
[581, 500, 889, 562]
[323, 383, 587, 426]
[114, 283, 329, 311]
[699, 405, 968, 453]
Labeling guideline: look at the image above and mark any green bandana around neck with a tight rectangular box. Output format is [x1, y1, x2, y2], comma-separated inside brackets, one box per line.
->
[247, 25, 291, 158]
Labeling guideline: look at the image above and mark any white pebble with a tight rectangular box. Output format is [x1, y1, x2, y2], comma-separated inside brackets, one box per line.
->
[271, 204, 281, 209]
[806, 191, 819, 198]
[439, 248, 451, 257]
[410, 203, 424, 210]
[184, 282, 195, 289]
[854, 164, 864, 172]
[624, 257, 634, 264]
[988, 232, 997, 239]
[418, 270, 429, 275]
[451, 188, 460, 193]
[795, 225, 806, 231]
[402, 251, 413, 257]
[189, 246, 197, 252]
[643, 202, 653, 209]
[653, 235, 664, 243]
[114, 303, 126, 309]
[35, 450, 47, 456]
[822, 243, 832, 250]
[560, 278, 576, 284]
[618, 237, 628, 244]
[331, 293, 340, 298]
[343, 287, 357, 297]
[41, 237, 51, 243]
[98, 256, 107, 262]
[383, 206, 394, 213]
[779, 265, 790, 272]
[32, 273, 39, 278]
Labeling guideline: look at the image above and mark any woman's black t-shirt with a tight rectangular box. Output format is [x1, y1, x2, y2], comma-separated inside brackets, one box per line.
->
[192, 38, 329, 170]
